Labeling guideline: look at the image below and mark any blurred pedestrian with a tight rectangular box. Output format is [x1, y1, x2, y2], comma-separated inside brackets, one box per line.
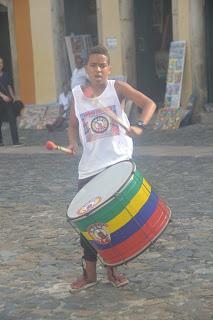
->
[0, 56, 23, 146]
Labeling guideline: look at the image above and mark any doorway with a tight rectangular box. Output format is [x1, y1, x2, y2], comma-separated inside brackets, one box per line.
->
[64, 0, 98, 44]
[205, 0, 213, 103]
[0, 4, 13, 82]
[134, 0, 172, 106]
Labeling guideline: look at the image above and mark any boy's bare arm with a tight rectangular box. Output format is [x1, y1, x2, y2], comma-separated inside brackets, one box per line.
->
[115, 81, 156, 124]
[67, 105, 79, 154]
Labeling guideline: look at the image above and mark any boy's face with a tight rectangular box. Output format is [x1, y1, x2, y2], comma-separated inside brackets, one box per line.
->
[86, 54, 111, 85]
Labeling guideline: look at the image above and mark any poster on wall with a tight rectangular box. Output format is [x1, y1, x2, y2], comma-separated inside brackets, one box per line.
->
[164, 40, 186, 108]
[65, 34, 93, 73]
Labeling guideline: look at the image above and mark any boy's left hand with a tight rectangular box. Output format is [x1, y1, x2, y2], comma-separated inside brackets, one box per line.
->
[127, 126, 144, 137]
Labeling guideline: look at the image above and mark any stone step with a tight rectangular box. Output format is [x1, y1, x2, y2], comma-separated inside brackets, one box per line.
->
[199, 112, 213, 124]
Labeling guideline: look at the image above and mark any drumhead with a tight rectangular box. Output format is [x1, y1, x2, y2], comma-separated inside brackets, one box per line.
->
[67, 160, 135, 219]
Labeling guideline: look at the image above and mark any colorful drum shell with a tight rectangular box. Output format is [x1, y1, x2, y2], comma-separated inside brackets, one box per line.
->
[69, 166, 171, 266]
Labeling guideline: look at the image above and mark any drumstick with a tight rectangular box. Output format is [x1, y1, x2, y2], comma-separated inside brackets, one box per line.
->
[45, 140, 72, 154]
[84, 87, 131, 132]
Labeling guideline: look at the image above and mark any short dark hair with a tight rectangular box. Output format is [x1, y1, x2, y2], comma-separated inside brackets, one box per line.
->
[87, 45, 110, 64]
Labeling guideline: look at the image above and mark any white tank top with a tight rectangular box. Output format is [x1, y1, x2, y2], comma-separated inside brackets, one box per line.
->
[72, 80, 133, 179]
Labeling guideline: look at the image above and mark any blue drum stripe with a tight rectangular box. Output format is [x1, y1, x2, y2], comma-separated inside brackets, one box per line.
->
[91, 191, 158, 250]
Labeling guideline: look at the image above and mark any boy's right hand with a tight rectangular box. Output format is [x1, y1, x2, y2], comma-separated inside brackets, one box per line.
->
[127, 126, 144, 137]
[67, 141, 78, 155]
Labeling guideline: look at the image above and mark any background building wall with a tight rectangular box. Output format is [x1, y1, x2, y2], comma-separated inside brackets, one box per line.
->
[96, 0, 123, 76]
[172, 0, 192, 107]
[13, 0, 35, 104]
[29, 0, 57, 104]
[51, 0, 69, 98]
[189, 0, 207, 117]
[96, 0, 136, 84]
[119, 0, 136, 86]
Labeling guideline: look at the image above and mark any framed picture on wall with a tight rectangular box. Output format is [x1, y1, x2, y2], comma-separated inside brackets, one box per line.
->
[65, 34, 93, 72]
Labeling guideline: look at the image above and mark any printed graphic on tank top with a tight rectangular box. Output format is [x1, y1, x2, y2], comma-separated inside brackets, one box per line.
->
[80, 105, 120, 142]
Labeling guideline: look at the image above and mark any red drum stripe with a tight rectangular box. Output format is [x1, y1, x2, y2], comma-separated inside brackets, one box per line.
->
[97, 199, 171, 266]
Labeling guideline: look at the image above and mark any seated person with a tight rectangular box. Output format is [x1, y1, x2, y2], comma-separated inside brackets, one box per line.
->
[46, 82, 71, 131]
[70, 55, 88, 89]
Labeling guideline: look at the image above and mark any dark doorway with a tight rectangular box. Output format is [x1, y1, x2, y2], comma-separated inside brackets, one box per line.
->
[0, 4, 13, 82]
[64, 0, 98, 44]
[205, 0, 213, 103]
[134, 0, 172, 106]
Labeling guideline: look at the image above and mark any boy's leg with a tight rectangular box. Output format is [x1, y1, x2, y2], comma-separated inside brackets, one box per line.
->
[70, 236, 97, 291]
[70, 261, 97, 292]
[70, 240, 97, 292]
[70, 175, 98, 291]
[107, 266, 129, 288]
[80, 233, 97, 281]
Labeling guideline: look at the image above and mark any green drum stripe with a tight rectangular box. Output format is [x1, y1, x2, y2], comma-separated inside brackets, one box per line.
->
[73, 171, 148, 232]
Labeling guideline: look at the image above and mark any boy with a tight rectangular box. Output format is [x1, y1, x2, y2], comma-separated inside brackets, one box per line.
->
[68, 45, 156, 291]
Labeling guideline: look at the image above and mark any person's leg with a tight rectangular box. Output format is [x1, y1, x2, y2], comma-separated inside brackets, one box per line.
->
[53, 116, 65, 128]
[106, 266, 129, 288]
[70, 175, 98, 291]
[0, 119, 3, 145]
[70, 235, 98, 291]
[46, 116, 64, 131]
[5, 103, 19, 145]
[0, 103, 4, 145]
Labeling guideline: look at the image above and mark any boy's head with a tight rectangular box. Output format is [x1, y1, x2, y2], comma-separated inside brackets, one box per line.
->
[86, 45, 111, 85]
[87, 45, 110, 65]
[75, 55, 84, 69]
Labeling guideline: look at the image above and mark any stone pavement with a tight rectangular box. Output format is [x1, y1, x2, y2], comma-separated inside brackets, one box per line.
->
[0, 123, 213, 320]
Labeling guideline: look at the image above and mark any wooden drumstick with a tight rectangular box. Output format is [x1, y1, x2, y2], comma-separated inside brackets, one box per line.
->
[84, 87, 131, 132]
[45, 140, 72, 154]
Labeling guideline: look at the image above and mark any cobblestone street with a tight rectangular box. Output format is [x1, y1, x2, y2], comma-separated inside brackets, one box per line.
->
[0, 123, 213, 320]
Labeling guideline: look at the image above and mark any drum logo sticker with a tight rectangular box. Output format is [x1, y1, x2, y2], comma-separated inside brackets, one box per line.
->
[77, 196, 102, 216]
[88, 222, 111, 244]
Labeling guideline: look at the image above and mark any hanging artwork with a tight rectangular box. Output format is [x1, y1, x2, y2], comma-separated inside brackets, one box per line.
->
[164, 41, 186, 108]
[65, 34, 93, 72]
[153, 41, 187, 130]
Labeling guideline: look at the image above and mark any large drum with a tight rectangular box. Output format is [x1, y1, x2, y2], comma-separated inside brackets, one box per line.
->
[67, 160, 171, 266]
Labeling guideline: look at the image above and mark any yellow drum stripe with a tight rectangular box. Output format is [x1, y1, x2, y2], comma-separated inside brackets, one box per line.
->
[83, 179, 151, 240]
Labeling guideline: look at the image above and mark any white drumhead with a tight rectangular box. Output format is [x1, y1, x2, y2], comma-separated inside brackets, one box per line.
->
[67, 160, 134, 219]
